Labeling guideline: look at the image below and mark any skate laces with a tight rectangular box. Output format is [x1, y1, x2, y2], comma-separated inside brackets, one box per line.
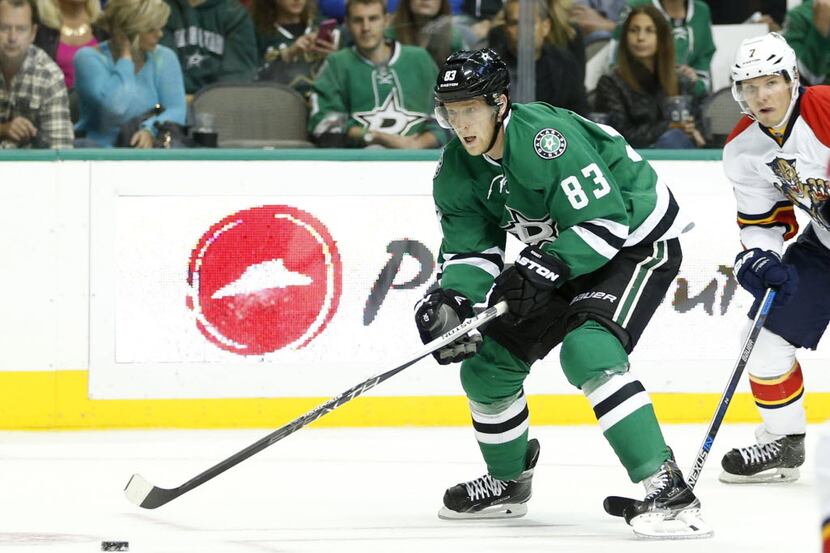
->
[464, 474, 510, 501]
[643, 469, 671, 501]
[739, 440, 781, 466]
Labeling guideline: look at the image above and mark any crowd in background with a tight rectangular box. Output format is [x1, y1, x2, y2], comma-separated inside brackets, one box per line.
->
[1, 0, 828, 149]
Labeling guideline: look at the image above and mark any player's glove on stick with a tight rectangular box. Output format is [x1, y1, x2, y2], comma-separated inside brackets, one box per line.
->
[734, 248, 799, 305]
[491, 245, 570, 325]
[414, 288, 482, 365]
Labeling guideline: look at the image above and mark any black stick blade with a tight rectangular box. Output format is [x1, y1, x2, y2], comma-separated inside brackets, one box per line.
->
[124, 474, 180, 509]
[603, 495, 639, 518]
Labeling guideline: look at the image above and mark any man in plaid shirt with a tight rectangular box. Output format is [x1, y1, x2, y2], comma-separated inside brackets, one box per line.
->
[0, 0, 72, 148]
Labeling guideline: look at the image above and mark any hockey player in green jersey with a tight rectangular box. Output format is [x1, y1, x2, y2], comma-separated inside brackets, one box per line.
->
[413, 48, 710, 538]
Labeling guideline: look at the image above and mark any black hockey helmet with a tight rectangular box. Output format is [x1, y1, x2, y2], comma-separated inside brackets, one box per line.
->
[434, 49, 510, 105]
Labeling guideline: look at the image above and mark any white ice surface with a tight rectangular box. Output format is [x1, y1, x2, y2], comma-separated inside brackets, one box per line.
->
[0, 424, 821, 552]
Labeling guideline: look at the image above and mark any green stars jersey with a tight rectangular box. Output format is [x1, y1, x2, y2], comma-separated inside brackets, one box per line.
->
[159, 0, 258, 94]
[308, 41, 443, 141]
[433, 102, 692, 304]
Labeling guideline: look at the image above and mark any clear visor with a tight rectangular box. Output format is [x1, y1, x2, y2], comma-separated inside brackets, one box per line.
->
[434, 100, 500, 130]
[732, 73, 791, 103]
[731, 72, 797, 124]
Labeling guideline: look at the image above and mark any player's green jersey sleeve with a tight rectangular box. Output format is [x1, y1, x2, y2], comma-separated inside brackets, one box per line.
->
[503, 107, 631, 278]
[433, 144, 507, 304]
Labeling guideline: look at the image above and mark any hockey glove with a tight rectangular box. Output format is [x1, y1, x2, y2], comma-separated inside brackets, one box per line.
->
[414, 288, 482, 365]
[734, 248, 799, 305]
[491, 245, 571, 325]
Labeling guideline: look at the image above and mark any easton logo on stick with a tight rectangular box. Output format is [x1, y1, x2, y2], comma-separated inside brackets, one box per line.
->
[187, 205, 342, 355]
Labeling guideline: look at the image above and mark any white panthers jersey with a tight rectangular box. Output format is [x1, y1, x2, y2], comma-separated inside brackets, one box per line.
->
[723, 86, 830, 254]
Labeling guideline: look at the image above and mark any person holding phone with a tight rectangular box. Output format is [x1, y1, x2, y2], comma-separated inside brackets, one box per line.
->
[73, 0, 186, 147]
[251, 0, 338, 95]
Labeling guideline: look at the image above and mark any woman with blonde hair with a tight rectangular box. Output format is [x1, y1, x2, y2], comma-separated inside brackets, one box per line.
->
[546, 0, 584, 72]
[594, 4, 705, 148]
[34, 0, 107, 88]
[73, 0, 186, 147]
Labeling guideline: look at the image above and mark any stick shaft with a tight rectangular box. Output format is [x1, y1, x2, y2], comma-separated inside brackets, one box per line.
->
[604, 288, 777, 517]
[686, 288, 776, 489]
[126, 301, 507, 509]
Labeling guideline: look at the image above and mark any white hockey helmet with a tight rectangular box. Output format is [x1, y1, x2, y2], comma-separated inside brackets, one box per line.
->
[731, 32, 800, 127]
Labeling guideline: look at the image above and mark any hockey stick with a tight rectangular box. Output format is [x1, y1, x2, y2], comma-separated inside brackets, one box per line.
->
[124, 301, 508, 509]
[603, 288, 777, 519]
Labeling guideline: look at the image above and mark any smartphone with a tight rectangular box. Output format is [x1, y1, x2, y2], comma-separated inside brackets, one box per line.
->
[316, 18, 338, 47]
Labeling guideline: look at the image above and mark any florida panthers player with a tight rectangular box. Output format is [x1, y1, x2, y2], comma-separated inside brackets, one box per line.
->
[721, 32, 830, 484]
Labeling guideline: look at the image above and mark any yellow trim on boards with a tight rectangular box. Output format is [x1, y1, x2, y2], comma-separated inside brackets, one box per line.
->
[1, 370, 830, 430]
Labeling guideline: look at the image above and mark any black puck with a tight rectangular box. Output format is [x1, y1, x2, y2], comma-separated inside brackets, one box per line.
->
[101, 541, 129, 551]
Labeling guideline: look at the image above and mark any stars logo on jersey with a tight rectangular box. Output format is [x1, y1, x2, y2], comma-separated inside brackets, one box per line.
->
[533, 128, 567, 159]
[501, 206, 558, 245]
[766, 157, 830, 229]
[353, 89, 427, 136]
[186, 52, 206, 69]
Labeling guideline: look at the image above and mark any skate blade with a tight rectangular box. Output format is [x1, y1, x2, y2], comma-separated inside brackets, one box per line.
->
[718, 467, 800, 484]
[438, 503, 527, 520]
[630, 509, 714, 540]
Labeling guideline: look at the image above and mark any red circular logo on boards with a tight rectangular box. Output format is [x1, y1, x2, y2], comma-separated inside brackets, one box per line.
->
[187, 205, 342, 355]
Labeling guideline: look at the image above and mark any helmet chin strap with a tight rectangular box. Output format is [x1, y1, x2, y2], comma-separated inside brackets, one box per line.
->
[485, 101, 507, 154]
[770, 80, 800, 129]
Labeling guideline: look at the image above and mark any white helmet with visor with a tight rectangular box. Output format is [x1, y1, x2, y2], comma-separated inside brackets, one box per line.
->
[731, 32, 799, 127]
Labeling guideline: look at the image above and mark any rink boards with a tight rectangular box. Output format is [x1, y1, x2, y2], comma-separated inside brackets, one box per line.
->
[0, 151, 828, 429]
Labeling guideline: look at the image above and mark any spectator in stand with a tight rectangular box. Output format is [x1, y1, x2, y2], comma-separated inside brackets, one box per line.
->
[34, 0, 107, 88]
[387, 0, 465, 68]
[453, 0, 500, 48]
[595, 3, 705, 148]
[569, 0, 625, 46]
[73, 0, 185, 146]
[703, 0, 785, 31]
[159, 0, 257, 94]
[490, 0, 586, 113]
[308, 0, 444, 148]
[546, 0, 584, 72]
[0, 0, 73, 147]
[616, 0, 715, 96]
[251, 0, 337, 97]
[489, 0, 584, 78]
[784, 0, 830, 85]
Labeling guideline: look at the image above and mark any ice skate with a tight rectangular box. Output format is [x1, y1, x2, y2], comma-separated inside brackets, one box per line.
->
[720, 431, 805, 484]
[625, 456, 713, 539]
[438, 438, 540, 520]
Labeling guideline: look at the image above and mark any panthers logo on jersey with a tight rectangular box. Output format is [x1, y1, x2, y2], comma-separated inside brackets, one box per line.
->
[767, 157, 830, 229]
